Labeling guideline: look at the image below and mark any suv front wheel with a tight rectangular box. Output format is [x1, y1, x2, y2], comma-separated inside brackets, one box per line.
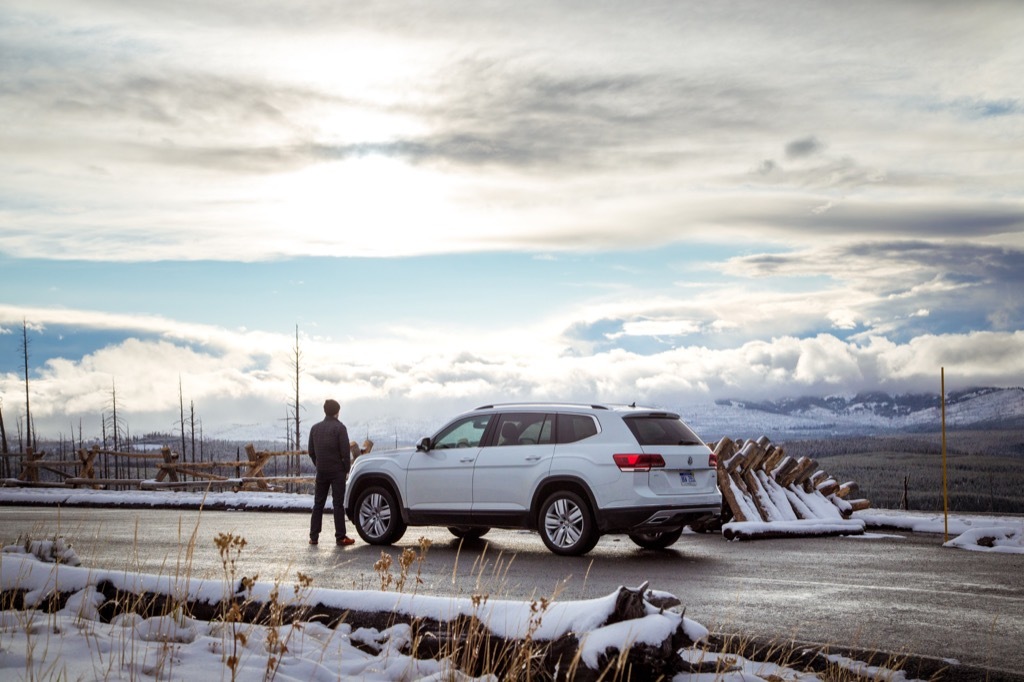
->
[538, 491, 598, 556]
[354, 485, 408, 545]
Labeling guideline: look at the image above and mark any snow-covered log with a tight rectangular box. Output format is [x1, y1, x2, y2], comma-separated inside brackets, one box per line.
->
[836, 481, 859, 498]
[717, 468, 748, 522]
[0, 552, 708, 682]
[847, 498, 871, 512]
[722, 519, 866, 541]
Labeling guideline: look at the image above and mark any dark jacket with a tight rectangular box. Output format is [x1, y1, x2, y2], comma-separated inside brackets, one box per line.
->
[307, 415, 351, 476]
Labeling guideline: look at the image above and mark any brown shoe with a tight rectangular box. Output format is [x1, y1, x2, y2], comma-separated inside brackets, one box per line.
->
[309, 537, 318, 546]
[337, 536, 355, 546]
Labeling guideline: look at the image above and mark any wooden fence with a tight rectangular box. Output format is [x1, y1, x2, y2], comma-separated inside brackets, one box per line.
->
[0, 444, 328, 493]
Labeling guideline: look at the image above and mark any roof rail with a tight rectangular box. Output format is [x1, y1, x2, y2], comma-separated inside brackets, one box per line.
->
[471, 399, 606, 409]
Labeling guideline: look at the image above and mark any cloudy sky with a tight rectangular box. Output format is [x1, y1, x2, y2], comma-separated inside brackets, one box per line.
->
[2, 1, 1023, 441]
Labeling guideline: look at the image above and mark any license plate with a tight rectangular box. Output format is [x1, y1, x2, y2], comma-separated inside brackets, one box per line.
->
[679, 471, 696, 486]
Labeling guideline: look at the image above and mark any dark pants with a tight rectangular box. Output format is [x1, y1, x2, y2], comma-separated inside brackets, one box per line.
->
[310, 470, 348, 540]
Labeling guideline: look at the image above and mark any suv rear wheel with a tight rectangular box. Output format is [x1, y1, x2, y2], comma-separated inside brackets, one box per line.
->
[538, 491, 598, 556]
[354, 485, 407, 545]
[627, 527, 684, 550]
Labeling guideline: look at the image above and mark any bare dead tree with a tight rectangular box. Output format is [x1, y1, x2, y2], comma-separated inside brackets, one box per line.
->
[109, 378, 121, 453]
[179, 376, 187, 461]
[290, 325, 303, 477]
[0, 399, 8, 457]
[190, 400, 196, 464]
[0, 401, 8, 477]
[283, 409, 293, 450]
[292, 326, 302, 439]
[0, 401, 7, 475]
[20, 319, 33, 451]
[100, 412, 108, 477]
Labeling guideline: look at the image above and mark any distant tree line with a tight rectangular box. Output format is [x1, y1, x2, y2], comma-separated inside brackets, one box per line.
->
[782, 431, 1024, 459]
[783, 432, 1024, 514]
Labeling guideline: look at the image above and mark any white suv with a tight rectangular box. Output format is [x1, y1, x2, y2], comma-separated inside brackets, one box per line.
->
[343, 403, 722, 556]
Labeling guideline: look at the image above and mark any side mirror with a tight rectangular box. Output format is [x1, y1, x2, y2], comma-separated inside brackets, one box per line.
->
[416, 437, 432, 452]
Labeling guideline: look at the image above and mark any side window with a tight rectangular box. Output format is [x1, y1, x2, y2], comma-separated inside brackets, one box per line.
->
[433, 415, 492, 449]
[494, 413, 554, 446]
[555, 414, 599, 444]
[539, 415, 554, 443]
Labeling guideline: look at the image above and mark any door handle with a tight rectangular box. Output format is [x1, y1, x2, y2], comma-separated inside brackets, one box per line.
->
[460, 457, 475, 463]
[525, 456, 541, 461]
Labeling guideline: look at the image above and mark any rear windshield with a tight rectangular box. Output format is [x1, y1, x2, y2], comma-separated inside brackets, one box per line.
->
[623, 415, 703, 446]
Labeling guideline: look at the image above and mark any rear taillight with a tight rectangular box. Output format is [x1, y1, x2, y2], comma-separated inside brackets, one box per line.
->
[613, 453, 665, 472]
[708, 450, 718, 468]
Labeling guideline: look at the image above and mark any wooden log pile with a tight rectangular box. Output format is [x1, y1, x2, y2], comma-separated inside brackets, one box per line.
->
[711, 436, 871, 540]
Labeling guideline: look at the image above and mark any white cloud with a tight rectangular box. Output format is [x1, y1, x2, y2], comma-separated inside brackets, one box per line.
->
[827, 309, 862, 330]
[722, 239, 1024, 341]
[3, 306, 1023, 439]
[611, 319, 702, 339]
[792, 335, 864, 385]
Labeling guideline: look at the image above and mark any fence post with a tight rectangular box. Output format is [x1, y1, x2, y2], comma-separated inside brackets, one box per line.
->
[19, 447, 43, 483]
[77, 447, 98, 482]
[243, 443, 271, 490]
[941, 367, 949, 542]
[155, 446, 180, 483]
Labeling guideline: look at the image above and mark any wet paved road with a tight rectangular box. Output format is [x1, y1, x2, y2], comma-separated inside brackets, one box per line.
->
[3, 506, 1023, 675]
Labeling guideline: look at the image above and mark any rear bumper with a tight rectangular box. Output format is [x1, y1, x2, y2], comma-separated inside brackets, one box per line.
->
[597, 503, 721, 533]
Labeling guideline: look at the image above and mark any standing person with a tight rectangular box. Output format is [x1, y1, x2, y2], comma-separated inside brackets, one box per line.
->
[308, 399, 355, 546]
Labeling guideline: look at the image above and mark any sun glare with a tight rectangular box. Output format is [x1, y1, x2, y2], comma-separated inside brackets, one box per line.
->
[264, 156, 476, 256]
[272, 33, 427, 100]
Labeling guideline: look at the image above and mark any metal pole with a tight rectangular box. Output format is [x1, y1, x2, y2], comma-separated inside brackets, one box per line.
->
[941, 367, 948, 542]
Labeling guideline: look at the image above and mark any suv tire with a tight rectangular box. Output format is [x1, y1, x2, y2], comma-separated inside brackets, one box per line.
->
[627, 527, 684, 550]
[354, 485, 407, 545]
[538, 491, 598, 556]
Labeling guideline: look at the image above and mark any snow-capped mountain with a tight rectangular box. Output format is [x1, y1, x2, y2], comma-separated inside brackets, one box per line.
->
[680, 386, 1024, 440]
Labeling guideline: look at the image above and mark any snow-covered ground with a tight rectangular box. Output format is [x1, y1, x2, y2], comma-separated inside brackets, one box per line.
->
[857, 508, 1024, 553]
[1, 487, 1021, 679]
[0, 485, 319, 512]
